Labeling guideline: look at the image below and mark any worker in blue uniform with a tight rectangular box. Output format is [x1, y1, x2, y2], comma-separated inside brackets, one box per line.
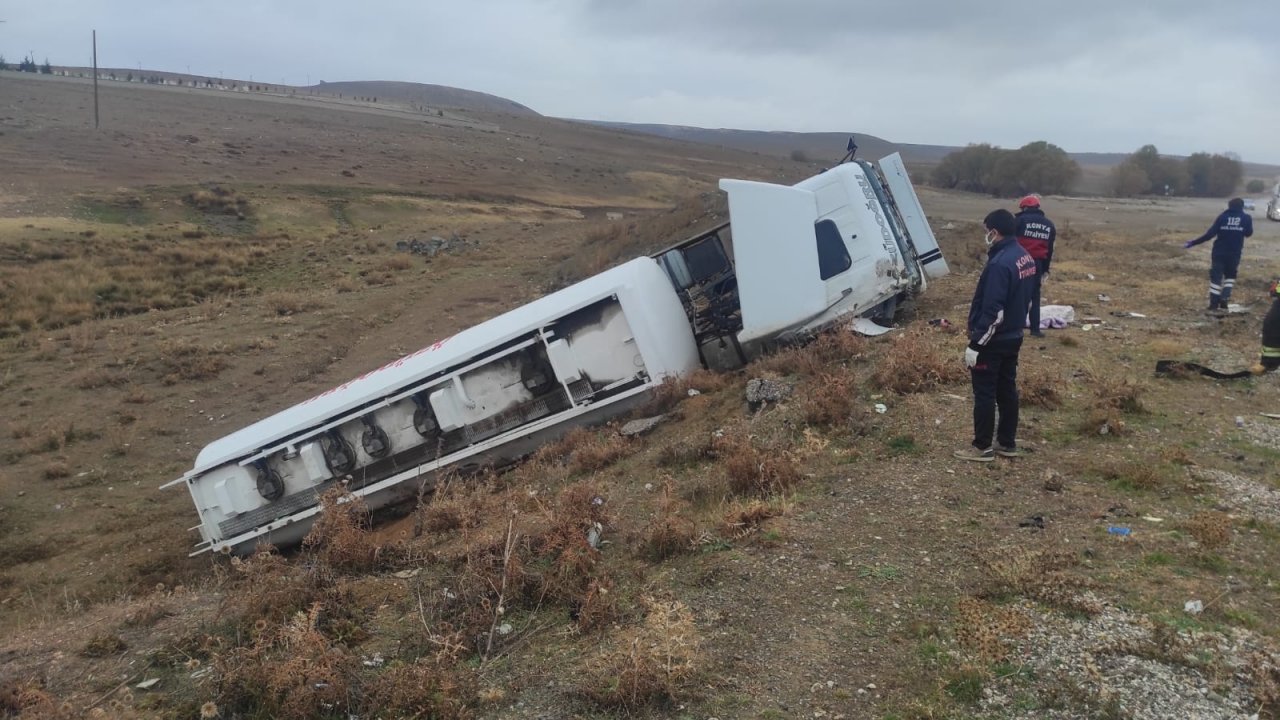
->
[1185, 198, 1253, 311]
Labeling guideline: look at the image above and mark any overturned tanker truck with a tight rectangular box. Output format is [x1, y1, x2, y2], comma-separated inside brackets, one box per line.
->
[165, 153, 950, 555]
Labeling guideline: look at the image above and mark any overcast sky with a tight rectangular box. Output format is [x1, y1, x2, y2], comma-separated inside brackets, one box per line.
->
[4, 0, 1277, 164]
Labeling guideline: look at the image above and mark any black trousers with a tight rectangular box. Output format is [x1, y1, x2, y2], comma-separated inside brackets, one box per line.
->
[1028, 259, 1047, 333]
[970, 337, 1022, 449]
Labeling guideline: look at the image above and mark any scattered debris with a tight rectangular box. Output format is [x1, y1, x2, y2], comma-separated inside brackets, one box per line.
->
[392, 568, 421, 579]
[395, 233, 473, 257]
[745, 377, 795, 407]
[1042, 469, 1065, 492]
[1038, 304, 1076, 329]
[1111, 311, 1147, 318]
[620, 415, 666, 437]
[928, 318, 952, 328]
[586, 522, 603, 549]
[497, 623, 514, 635]
[1107, 526, 1131, 537]
[1183, 600, 1204, 615]
[362, 654, 385, 668]
[1260, 413, 1280, 420]
[134, 678, 159, 690]
[687, 388, 701, 397]
[1086, 273, 1096, 280]
[1018, 515, 1046, 530]
[852, 318, 895, 337]
[1154, 360, 1252, 380]
[874, 403, 888, 415]
[1097, 294, 1112, 303]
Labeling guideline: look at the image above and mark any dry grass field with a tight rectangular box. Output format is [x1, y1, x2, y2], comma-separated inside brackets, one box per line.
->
[2, 70, 1280, 719]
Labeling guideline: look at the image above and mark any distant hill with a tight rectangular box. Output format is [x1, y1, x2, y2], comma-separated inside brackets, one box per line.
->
[304, 81, 538, 116]
[578, 121, 1280, 181]
[579, 121, 959, 167]
[579, 121, 912, 165]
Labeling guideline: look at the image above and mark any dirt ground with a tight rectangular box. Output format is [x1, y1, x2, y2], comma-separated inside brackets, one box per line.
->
[2, 70, 1280, 720]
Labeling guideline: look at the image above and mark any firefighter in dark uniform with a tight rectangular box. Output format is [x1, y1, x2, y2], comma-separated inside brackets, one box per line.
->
[1014, 194, 1056, 337]
[1185, 198, 1253, 311]
[1252, 279, 1280, 375]
[955, 209, 1036, 462]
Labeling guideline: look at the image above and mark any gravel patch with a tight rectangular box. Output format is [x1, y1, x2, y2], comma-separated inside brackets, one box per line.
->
[1192, 467, 1280, 525]
[1240, 418, 1280, 453]
[982, 603, 1270, 720]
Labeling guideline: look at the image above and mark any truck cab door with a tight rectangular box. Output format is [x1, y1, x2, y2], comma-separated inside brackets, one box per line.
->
[878, 153, 949, 279]
[718, 179, 827, 348]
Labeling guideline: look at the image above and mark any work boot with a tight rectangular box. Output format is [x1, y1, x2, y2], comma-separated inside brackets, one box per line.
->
[953, 446, 994, 463]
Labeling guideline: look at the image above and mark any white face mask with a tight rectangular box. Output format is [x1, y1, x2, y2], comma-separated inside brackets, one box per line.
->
[983, 229, 997, 246]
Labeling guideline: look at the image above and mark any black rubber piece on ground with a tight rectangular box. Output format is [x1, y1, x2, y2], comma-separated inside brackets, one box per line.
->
[1155, 360, 1252, 380]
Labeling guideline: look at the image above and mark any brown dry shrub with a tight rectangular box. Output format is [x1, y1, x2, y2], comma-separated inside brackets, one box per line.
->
[261, 290, 321, 316]
[42, 461, 71, 480]
[218, 549, 333, 630]
[721, 498, 783, 538]
[1019, 363, 1063, 409]
[1185, 511, 1233, 550]
[80, 632, 128, 658]
[1248, 647, 1280, 716]
[185, 186, 251, 216]
[123, 588, 174, 627]
[533, 482, 617, 630]
[419, 480, 485, 534]
[214, 603, 358, 719]
[580, 596, 702, 709]
[953, 597, 1032, 663]
[73, 367, 131, 390]
[869, 328, 965, 394]
[157, 338, 230, 384]
[0, 681, 76, 719]
[642, 480, 698, 561]
[656, 436, 715, 469]
[1077, 407, 1130, 437]
[717, 434, 800, 497]
[1099, 460, 1180, 492]
[754, 327, 868, 377]
[799, 370, 871, 432]
[439, 530, 536, 645]
[978, 545, 1099, 615]
[379, 255, 415, 272]
[361, 655, 478, 720]
[431, 484, 619, 642]
[544, 427, 635, 475]
[1084, 364, 1146, 414]
[303, 489, 383, 572]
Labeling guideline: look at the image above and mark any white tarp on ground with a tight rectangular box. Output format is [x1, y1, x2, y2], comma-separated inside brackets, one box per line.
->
[1029, 305, 1075, 330]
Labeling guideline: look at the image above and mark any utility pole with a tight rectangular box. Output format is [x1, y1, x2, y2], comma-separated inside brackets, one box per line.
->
[92, 30, 99, 129]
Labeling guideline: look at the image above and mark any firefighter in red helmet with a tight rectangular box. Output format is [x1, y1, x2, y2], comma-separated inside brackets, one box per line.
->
[1014, 194, 1057, 337]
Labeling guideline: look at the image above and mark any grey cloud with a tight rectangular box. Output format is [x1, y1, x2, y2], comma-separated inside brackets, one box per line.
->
[2, 0, 1276, 163]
